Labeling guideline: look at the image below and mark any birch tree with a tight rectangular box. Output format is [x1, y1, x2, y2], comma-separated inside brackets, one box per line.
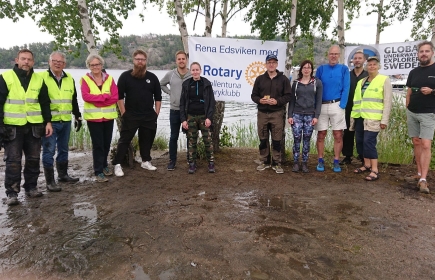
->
[15, 0, 136, 55]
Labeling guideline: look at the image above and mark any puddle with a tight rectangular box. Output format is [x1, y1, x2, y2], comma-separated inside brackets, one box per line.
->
[234, 191, 257, 210]
[132, 264, 151, 280]
[73, 202, 97, 223]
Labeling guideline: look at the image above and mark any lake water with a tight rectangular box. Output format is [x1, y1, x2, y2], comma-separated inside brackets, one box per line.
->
[0, 68, 258, 138]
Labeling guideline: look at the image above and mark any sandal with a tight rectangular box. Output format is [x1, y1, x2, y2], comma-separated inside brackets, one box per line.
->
[354, 165, 371, 174]
[365, 171, 379, 181]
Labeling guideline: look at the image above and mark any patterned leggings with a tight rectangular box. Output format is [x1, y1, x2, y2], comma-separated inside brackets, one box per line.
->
[187, 114, 214, 162]
[291, 113, 315, 162]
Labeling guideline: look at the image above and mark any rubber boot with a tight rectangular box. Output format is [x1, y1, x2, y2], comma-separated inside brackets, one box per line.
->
[56, 161, 79, 183]
[44, 167, 62, 192]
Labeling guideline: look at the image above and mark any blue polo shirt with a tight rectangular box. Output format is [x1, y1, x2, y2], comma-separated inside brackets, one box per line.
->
[315, 64, 350, 109]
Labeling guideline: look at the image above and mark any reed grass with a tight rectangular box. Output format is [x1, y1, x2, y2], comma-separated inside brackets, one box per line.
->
[68, 121, 92, 150]
[223, 96, 414, 165]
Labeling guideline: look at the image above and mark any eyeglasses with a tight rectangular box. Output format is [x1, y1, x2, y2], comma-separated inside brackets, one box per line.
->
[134, 58, 147, 62]
[89, 63, 102, 68]
[266, 61, 277, 65]
[51, 60, 65, 64]
[302, 66, 312, 69]
[329, 53, 340, 56]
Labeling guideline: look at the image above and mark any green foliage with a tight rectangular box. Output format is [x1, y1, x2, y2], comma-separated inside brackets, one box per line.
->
[409, 0, 435, 40]
[219, 125, 234, 147]
[245, 0, 335, 41]
[69, 121, 92, 150]
[6, 0, 143, 57]
[152, 135, 169, 150]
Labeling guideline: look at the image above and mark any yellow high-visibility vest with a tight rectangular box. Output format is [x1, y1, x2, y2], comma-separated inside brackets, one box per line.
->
[351, 74, 387, 120]
[39, 71, 74, 121]
[80, 75, 117, 120]
[2, 70, 44, 125]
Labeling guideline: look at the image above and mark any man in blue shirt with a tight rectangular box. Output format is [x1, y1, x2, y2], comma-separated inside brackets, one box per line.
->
[315, 45, 350, 172]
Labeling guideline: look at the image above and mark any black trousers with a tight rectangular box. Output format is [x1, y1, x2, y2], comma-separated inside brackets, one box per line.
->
[342, 108, 355, 157]
[88, 120, 114, 175]
[3, 124, 44, 195]
[113, 117, 156, 164]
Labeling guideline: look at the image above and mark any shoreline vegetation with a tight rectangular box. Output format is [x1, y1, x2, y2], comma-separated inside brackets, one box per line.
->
[0, 34, 339, 70]
[69, 95, 417, 166]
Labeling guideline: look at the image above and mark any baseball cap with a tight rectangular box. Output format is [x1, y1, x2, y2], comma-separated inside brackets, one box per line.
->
[266, 54, 278, 62]
[367, 56, 380, 62]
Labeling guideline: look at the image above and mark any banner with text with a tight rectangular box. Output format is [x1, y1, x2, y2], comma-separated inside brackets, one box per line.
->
[345, 41, 421, 75]
[188, 37, 287, 103]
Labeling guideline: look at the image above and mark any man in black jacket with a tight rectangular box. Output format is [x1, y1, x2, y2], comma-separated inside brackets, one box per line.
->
[251, 54, 292, 174]
[0, 49, 53, 206]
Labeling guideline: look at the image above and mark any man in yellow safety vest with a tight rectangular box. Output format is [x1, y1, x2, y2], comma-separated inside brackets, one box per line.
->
[0, 49, 53, 206]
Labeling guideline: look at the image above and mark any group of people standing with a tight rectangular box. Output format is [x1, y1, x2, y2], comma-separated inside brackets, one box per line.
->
[0, 40, 434, 206]
[0, 48, 215, 206]
[252, 41, 435, 193]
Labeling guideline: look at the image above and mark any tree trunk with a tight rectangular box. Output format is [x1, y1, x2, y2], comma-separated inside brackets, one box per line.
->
[375, 0, 384, 44]
[77, 0, 97, 55]
[174, 0, 189, 55]
[280, 0, 298, 163]
[204, 0, 212, 37]
[77, 0, 134, 167]
[431, 20, 435, 45]
[221, 0, 228, 38]
[337, 0, 345, 63]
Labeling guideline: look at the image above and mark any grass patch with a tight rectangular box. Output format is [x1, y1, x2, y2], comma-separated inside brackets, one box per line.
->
[69, 121, 92, 150]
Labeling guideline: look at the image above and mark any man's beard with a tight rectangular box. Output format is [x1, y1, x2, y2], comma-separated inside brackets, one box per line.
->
[131, 64, 146, 78]
[419, 57, 431, 66]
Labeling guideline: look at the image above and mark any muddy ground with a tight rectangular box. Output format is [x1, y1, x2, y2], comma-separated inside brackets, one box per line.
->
[0, 148, 433, 280]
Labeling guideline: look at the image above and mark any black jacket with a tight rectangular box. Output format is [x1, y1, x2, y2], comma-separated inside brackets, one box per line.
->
[180, 77, 216, 122]
[251, 70, 292, 112]
[0, 65, 51, 125]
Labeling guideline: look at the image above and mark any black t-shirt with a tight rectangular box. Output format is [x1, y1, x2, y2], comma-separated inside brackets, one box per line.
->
[406, 63, 435, 113]
[187, 79, 205, 115]
[117, 70, 162, 120]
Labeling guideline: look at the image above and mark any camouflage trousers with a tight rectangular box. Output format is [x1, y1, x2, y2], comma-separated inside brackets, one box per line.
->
[187, 114, 214, 162]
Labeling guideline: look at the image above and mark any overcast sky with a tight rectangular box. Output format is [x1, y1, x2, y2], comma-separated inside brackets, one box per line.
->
[0, 4, 415, 49]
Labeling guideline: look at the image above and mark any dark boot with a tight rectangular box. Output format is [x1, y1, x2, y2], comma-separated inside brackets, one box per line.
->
[44, 167, 62, 192]
[56, 161, 79, 183]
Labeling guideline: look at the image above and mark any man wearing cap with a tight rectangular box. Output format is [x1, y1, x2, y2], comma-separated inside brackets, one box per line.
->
[251, 54, 291, 174]
[406, 41, 435, 193]
[341, 50, 368, 165]
[315, 45, 350, 173]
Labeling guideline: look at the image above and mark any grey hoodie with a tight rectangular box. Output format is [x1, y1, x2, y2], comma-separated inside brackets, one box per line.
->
[160, 69, 192, 110]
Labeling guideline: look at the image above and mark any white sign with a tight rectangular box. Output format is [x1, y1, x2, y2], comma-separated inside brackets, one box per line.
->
[345, 41, 421, 75]
[188, 37, 287, 103]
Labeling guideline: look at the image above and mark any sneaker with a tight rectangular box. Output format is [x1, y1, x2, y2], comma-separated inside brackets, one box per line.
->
[333, 162, 341, 173]
[272, 165, 284, 174]
[301, 162, 309, 173]
[141, 161, 157, 171]
[256, 163, 270, 171]
[114, 164, 124, 177]
[316, 161, 325, 172]
[6, 192, 19, 206]
[188, 162, 196, 174]
[96, 173, 108, 183]
[208, 161, 215, 173]
[292, 162, 300, 173]
[167, 161, 176, 171]
[25, 189, 43, 198]
[418, 180, 430, 194]
[339, 157, 352, 165]
[103, 166, 113, 176]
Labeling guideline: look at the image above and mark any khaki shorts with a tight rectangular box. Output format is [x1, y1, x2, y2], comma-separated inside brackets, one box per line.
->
[315, 102, 346, 131]
[407, 109, 435, 140]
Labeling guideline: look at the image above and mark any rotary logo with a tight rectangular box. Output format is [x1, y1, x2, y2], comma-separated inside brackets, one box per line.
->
[245, 61, 266, 86]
